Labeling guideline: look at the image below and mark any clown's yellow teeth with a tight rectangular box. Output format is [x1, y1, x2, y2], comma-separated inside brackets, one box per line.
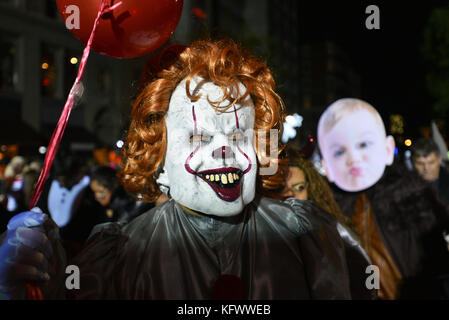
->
[204, 173, 240, 184]
[221, 174, 228, 184]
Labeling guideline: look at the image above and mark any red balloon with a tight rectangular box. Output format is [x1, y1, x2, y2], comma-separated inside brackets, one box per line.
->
[56, 0, 183, 59]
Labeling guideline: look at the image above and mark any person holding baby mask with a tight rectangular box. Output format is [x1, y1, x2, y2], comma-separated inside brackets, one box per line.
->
[318, 98, 449, 300]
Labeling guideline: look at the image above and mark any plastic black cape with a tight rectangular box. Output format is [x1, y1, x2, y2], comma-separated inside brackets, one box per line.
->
[46, 197, 375, 299]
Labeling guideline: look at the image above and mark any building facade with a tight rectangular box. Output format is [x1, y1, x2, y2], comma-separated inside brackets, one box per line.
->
[0, 0, 361, 157]
[0, 0, 148, 157]
[179, 1, 361, 146]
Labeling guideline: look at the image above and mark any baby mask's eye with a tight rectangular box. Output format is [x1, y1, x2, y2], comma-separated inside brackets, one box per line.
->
[189, 134, 211, 143]
[358, 141, 372, 149]
[334, 148, 345, 158]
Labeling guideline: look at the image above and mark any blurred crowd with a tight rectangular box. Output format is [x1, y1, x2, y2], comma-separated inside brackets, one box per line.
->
[0, 148, 156, 261]
[0, 155, 41, 231]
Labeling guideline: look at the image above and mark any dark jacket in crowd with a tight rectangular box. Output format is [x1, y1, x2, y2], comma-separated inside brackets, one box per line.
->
[105, 186, 155, 224]
[0, 202, 14, 234]
[332, 164, 449, 299]
[435, 166, 449, 205]
[60, 185, 153, 259]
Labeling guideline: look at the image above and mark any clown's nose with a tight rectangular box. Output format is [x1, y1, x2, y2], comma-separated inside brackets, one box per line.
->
[212, 146, 234, 159]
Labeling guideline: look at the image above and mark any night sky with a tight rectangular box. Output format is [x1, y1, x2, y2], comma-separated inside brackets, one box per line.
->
[298, 1, 449, 138]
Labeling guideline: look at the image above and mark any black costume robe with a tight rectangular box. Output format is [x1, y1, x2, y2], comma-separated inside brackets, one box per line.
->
[45, 197, 374, 299]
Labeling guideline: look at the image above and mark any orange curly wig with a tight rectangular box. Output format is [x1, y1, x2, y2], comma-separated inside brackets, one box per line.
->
[120, 38, 285, 202]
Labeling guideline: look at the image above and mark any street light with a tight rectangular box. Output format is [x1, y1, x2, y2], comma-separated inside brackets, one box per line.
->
[404, 139, 412, 147]
[116, 140, 124, 149]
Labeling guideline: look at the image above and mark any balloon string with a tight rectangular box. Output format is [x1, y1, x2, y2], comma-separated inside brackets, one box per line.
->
[27, 0, 109, 300]
[102, 1, 123, 15]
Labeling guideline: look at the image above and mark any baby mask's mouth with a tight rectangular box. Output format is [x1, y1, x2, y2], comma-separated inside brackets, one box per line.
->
[197, 167, 242, 202]
[349, 166, 363, 177]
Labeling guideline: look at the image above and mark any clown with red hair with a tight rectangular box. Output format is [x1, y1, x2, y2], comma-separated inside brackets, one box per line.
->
[0, 39, 373, 299]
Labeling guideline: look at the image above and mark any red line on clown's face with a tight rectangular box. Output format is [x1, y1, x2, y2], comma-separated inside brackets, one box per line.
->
[238, 145, 252, 174]
[192, 104, 198, 135]
[185, 105, 199, 175]
[234, 105, 252, 174]
[234, 104, 240, 129]
[185, 145, 200, 174]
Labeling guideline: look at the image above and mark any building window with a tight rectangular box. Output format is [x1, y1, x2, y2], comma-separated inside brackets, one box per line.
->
[0, 32, 19, 93]
[45, 0, 57, 18]
[24, 0, 56, 18]
[327, 42, 334, 55]
[0, 0, 19, 7]
[41, 44, 57, 97]
[64, 50, 81, 96]
[25, 0, 45, 15]
[97, 69, 110, 94]
[304, 97, 311, 110]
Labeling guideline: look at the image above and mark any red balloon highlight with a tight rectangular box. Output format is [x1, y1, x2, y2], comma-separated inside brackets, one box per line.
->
[192, 7, 207, 20]
[57, 0, 184, 58]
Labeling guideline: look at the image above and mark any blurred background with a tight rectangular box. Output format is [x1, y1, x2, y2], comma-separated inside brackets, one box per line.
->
[0, 0, 449, 164]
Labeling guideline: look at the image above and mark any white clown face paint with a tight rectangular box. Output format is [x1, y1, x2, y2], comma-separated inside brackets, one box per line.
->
[157, 77, 257, 216]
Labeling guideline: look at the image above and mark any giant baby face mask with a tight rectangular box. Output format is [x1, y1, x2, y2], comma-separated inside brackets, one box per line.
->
[156, 77, 257, 216]
[319, 108, 395, 192]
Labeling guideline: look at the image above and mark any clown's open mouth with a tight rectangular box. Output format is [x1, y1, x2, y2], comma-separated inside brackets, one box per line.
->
[197, 167, 242, 202]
